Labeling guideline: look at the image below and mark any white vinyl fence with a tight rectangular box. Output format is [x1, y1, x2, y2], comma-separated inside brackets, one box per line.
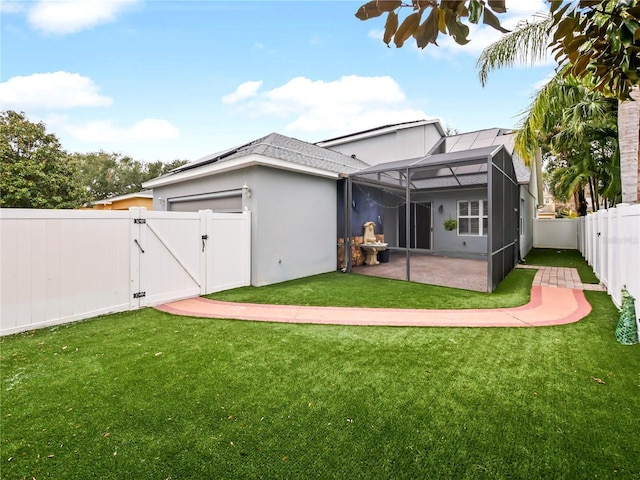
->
[0, 208, 251, 336]
[533, 218, 578, 249]
[578, 203, 640, 316]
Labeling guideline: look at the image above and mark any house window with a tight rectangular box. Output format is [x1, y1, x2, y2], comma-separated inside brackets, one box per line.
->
[457, 200, 488, 236]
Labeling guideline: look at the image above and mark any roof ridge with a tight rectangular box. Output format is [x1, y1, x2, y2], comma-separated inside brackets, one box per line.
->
[254, 142, 369, 170]
[316, 119, 437, 144]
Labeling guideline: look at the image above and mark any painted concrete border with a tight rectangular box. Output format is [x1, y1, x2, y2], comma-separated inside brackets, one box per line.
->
[156, 285, 593, 328]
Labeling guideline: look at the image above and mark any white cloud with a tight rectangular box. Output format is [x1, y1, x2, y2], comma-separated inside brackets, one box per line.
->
[1, 1, 25, 13]
[0, 71, 113, 110]
[27, 0, 140, 35]
[222, 80, 263, 105]
[128, 119, 180, 141]
[224, 75, 431, 137]
[66, 118, 180, 143]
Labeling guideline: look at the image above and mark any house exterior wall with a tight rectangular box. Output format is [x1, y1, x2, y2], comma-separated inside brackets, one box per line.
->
[518, 153, 539, 260]
[247, 167, 336, 286]
[419, 188, 488, 257]
[323, 124, 443, 166]
[377, 188, 488, 258]
[92, 197, 153, 211]
[151, 169, 251, 212]
[151, 166, 336, 287]
[520, 184, 535, 259]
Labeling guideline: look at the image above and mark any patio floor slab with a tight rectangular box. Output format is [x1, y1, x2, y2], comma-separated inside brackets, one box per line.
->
[155, 266, 600, 328]
[351, 252, 488, 292]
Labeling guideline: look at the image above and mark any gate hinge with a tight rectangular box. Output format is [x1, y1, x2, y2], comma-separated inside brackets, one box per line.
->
[133, 291, 146, 299]
[134, 218, 146, 224]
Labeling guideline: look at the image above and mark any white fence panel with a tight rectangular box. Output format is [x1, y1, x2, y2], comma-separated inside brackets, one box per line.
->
[533, 218, 578, 249]
[598, 209, 609, 287]
[206, 212, 251, 293]
[578, 204, 640, 335]
[1, 208, 252, 336]
[0, 209, 132, 336]
[620, 205, 640, 308]
[606, 207, 622, 305]
[586, 214, 595, 268]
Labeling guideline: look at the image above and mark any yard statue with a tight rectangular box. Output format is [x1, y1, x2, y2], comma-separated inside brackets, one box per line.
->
[615, 288, 638, 345]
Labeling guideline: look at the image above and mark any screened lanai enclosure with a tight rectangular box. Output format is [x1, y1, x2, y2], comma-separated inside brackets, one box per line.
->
[337, 144, 520, 292]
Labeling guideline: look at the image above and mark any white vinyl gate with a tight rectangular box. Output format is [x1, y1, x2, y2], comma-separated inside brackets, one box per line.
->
[131, 208, 251, 307]
[0, 208, 251, 336]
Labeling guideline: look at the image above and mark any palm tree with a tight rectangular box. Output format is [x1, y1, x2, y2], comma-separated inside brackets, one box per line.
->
[476, 16, 622, 213]
[618, 86, 640, 203]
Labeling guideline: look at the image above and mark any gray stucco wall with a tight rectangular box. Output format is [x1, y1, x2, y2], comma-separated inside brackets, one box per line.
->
[246, 167, 337, 286]
[151, 169, 252, 212]
[326, 124, 443, 166]
[381, 188, 488, 258]
[151, 166, 337, 287]
[520, 183, 535, 259]
[416, 188, 488, 257]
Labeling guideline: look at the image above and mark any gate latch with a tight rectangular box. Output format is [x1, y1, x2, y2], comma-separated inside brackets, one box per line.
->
[201, 234, 209, 252]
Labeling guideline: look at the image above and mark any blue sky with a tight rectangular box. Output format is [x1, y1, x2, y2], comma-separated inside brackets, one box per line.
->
[1, 0, 553, 163]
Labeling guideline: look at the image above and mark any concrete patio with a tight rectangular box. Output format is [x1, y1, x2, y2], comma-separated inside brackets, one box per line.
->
[351, 251, 488, 292]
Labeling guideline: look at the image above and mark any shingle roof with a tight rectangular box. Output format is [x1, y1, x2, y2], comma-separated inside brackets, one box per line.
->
[172, 132, 370, 176]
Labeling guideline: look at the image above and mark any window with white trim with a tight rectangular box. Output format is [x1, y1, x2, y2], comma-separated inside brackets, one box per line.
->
[457, 200, 488, 236]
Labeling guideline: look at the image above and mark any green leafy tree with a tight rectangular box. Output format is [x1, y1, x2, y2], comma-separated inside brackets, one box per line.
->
[355, 0, 508, 48]
[357, 0, 639, 99]
[0, 111, 89, 209]
[477, 16, 621, 214]
[358, 0, 639, 202]
[549, 1, 639, 101]
[74, 151, 187, 201]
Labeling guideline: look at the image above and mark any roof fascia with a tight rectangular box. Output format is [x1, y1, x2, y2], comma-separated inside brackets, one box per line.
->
[317, 119, 444, 147]
[92, 192, 153, 205]
[143, 154, 339, 188]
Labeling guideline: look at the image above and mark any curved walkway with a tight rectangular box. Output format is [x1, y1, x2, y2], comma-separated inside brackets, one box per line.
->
[156, 266, 602, 328]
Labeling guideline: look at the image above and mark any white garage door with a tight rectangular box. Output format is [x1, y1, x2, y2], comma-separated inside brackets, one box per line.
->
[168, 192, 242, 212]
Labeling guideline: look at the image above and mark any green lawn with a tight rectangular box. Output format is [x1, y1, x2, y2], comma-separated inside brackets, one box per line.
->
[208, 269, 536, 309]
[524, 248, 599, 284]
[2, 285, 639, 479]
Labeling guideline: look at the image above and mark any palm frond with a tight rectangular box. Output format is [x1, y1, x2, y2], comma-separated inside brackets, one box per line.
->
[476, 15, 553, 87]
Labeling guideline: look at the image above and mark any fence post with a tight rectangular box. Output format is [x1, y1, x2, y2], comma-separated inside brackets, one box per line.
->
[598, 210, 608, 285]
[243, 211, 252, 286]
[129, 207, 145, 310]
[584, 215, 591, 265]
[606, 207, 616, 298]
[199, 210, 212, 295]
